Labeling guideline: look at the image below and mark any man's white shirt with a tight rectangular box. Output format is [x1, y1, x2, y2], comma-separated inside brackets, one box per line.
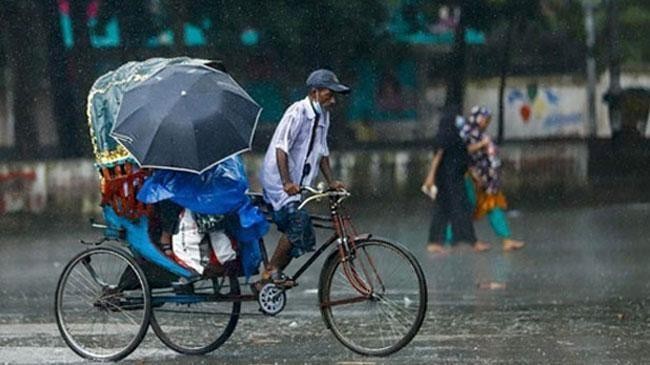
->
[260, 96, 330, 211]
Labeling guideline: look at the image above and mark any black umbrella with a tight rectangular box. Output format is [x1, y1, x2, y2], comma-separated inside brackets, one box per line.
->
[111, 64, 262, 174]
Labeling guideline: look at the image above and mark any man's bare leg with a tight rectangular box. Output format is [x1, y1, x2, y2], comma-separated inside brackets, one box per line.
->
[265, 234, 293, 275]
[253, 235, 295, 290]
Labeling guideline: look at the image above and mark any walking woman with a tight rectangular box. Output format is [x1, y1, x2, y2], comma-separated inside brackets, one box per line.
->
[423, 107, 491, 253]
[456, 106, 525, 251]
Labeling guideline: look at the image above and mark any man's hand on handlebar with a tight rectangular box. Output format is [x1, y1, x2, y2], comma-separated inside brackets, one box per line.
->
[301, 182, 350, 196]
[328, 180, 346, 191]
[283, 182, 301, 196]
[298, 183, 351, 209]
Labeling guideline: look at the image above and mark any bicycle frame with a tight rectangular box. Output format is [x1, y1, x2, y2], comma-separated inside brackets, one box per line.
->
[278, 190, 377, 298]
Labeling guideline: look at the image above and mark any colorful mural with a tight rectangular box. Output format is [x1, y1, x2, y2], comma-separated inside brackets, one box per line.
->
[505, 84, 585, 137]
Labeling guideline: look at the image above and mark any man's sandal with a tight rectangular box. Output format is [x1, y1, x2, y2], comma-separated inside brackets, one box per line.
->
[268, 271, 296, 288]
[251, 271, 296, 295]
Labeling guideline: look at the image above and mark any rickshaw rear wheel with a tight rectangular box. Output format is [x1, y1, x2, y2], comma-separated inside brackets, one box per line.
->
[149, 271, 241, 355]
[55, 246, 151, 361]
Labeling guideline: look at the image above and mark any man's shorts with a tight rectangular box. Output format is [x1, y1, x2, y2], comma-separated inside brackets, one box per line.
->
[271, 201, 315, 258]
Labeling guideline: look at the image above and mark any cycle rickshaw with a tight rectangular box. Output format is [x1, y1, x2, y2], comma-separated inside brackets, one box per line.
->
[54, 58, 427, 361]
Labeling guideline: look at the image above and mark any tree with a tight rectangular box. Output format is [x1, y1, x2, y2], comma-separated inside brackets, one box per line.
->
[611, 0, 650, 65]
[417, 0, 494, 112]
[96, 0, 160, 51]
[4, 1, 41, 158]
[45, 0, 81, 157]
[167, 0, 189, 55]
[491, 0, 543, 144]
[199, 1, 388, 79]
[604, 0, 622, 137]
[427, 0, 549, 141]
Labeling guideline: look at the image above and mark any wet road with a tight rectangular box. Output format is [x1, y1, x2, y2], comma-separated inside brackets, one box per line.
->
[1, 199, 650, 364]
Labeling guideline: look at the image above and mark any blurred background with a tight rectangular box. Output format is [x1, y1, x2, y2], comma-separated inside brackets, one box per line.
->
[0, 0, 649, 213]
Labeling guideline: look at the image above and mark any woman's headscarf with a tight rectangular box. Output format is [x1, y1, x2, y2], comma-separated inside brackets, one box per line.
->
[461, 105, 492, 143]
[470, 105, 492, 122]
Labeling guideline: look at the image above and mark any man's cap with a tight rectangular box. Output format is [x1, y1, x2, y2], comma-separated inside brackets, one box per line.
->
[306, 69, 350, 94]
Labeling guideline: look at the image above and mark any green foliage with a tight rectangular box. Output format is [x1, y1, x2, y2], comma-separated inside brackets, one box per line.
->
[587, 0, 650, 65]
[88, 0, 650, 72]
[195, 1, 389, 73]
[618, 0, 650, 64]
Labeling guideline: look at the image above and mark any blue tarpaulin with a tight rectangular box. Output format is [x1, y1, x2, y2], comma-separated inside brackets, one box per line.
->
[137, 156, 268, 278]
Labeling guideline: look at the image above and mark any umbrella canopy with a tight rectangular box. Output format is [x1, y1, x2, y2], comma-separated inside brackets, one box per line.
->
[111, 64, 262, 174]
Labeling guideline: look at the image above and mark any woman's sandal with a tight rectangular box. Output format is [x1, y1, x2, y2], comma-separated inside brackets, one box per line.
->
[503, 239, 525, 252]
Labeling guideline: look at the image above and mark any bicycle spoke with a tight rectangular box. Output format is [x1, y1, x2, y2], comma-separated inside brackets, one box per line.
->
[376, 302, 387, 348]
[69, 270, 98, 296]
[376, 297, 412, 333]
[376, 300, 405, 340]
[376, 294, 418, 318]
[68, 273, 100, 300]
[64, 283, 97, 306]
[77, 263, 108, 292]
[98, 298, 141, 326]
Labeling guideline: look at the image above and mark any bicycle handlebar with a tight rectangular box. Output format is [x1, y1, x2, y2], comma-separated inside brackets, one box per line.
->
[298, 184, 351, 210]
[300, 185, 349, 195]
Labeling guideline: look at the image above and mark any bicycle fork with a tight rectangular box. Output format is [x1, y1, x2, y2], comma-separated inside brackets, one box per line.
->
[332, 212, 384, 298]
